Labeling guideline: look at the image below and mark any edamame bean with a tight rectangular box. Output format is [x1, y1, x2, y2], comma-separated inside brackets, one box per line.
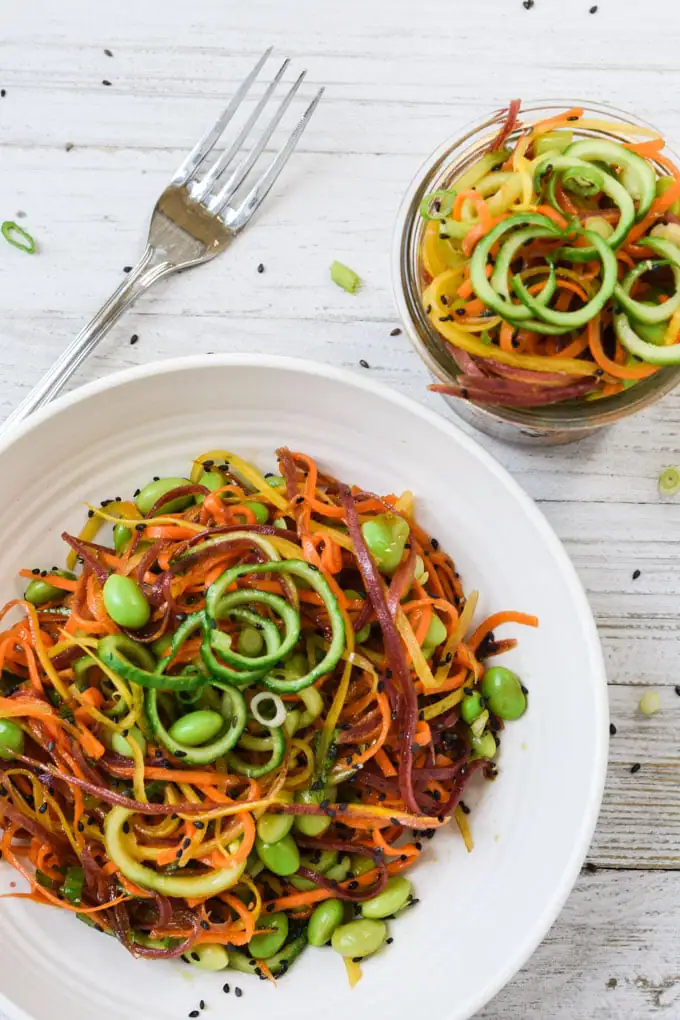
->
[257, 791, 294, 844]
[111, 725, 146, 758]
[237, 626, 264, 658]
[113, 523, 132, 555]
[469, 731, 497, 760]
[325, 855, 351, 882]
[196, 470, 225, 504]
[24, 570, 75, 607]
[267, 475, 286, 488]
[350, 853, 376, 877]
[331, 919, 386, 959]
[255, 833, 300, 876]
[481, 666, 527, 721]
[0, 720, 24, 760]
[103, 575, 151, 629]
[308, 898, 344, 947]
[289, 849, 338, 890]
[248, 912, 289, 959]
[361, 877, 412, 919]
[360, 515, 409, 574]
[182, 943, 229, 971]
[168, 710, 223, 746]
[135, 477, 193, 516]
[421, 614, 447, 656]
[461, 690, 483, 724]
[244, 501, 269, 524]
[294, 785, 337, 837]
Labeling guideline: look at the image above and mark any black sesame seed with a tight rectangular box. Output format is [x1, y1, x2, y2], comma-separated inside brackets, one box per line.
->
[431, 538, 439, 550]
[176, 850, 183, 859]
[352, 957, 362, 964]
[40, 570, 47, 577]
[194, 820, 205, 830]
[189, 1012, 200, 1018]
[632, 569, 641, 580]
[31, 568, 40, 575]
[235, 988, 243, 998]
[377, 792, 386, 802]
[390, 327, 402, 336]
[200, 920, 209, 931]
[129, 334, 139, 346]
[584, 861, 597, 873]
[415, 841, 423, 851]
[630, 762, 641, 774]
[199, 1001, 205, 1011]
[175, 750, 188, 758]
[359, 359, 370, 369]
[348, 880, 359, 890]
[522, 0, 534, 7]
[386, 936, 394, 944]
[589, 4, 598, 11]
[425, 304, 432, 314]
[0, 89, 6, 98]
[320, 799, 330, 810]
[675, 685, 680, 697]
[266, 903, 275, 912]
[377, 680, 385, 693]
[191, 952, 200, 961]
[77, 821, 85, 831]
[223, 983, 230, 994]
[460, 388, 469, 399]
[102, 79, 112, 86]
[38, 803, 47, 814]
[123, 266, 132, 273]
[257, 263, 265, 273]
[609, 723, 617, 736]
[104, 48, 113, 56]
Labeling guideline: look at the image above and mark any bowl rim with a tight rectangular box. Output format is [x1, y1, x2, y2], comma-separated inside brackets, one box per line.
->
[390, 97, 680, 437]
[0, 353, 609, 1019]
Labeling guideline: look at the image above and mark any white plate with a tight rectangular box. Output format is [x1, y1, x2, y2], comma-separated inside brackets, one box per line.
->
[0, 355, 607, 1020]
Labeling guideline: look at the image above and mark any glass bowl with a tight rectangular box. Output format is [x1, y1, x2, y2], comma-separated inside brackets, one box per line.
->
[392, 99, 680, 445]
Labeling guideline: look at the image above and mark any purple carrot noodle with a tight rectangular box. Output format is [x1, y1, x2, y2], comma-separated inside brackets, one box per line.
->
[60, 534, 110, 586]
[146, 484, 209, 518]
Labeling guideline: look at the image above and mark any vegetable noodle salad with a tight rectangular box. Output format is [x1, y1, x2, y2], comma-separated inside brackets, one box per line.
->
[0, 449, 536, 983]
[420, 100, 680, 407]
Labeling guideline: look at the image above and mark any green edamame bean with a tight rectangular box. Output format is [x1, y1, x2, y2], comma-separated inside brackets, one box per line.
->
[325, 855, 351, 882]
[24, 570, 76, 607]
[113, 523, 132, 555]
[267, 475, 286, 488]
[289, 850, 338, 890]
[360, 515, 409, 574]
[294, 785, 337, 837]
[331, 919, 386, 958]
[350, 854, 376, 877]
[469, 731, 497, 760]
[481, 666, 527, 721]
[103, 574, 151, 630]
[150, 633, 173, 658]
[135, 477, 193, 516]
[182, 943, 229, 971]
[421, 614, 447, 656]
[361, 876, 412, 919]
[196, 470, 225, 504]
[111, 725, 146, 758]
[0, 719, 24, 760]
[308, 898, 344, 947]
[244, 501, 269, 524]
[257, 790, 294, 844]
[237, 626, 264, 658]
[256, 833, 300, 876]
[248, 912, 289, 959]
[461, 690, 483, 724]
[168, 710, 223, 746]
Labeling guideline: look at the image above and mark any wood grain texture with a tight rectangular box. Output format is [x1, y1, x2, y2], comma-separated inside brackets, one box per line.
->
[2, 0, 680, 1016]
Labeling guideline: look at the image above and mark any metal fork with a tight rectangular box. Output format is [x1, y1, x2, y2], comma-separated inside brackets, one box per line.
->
[3, 49, 323, 431]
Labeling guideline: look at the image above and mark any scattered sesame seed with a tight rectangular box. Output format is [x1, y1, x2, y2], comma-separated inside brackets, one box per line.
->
[123, 266, 132, 273]
[630, 762, 641, 774]
[189, 1012, 200, 1018]
[415, 841, 423, 851]
[234, 987, 243, 998]
[194, 820, 205, 830]
[589, 4, 598, 11]
[183, 837, 191, 849]
[390, 327, 402, 336]
[359, 359, 370, 369]
[130, 334, 139, 345]
[348, 880, 359, 890]
[257, 263, 265, 273]
[102, 79, 112, 86]
[523, 0, 534, 6]
[199, 999, 205, 1010]
[609, 723, 617, 736]
[632, 569, 641, 580]
[0, 89, 6, 98]
[223, 983, 230, 994]
[38, 803, 47, 814]
[386, 937, 394, 944]
[87, 509, 94, 518]
[104, 48, 113, 56]
[200, 920, 210, 930]
[176, 849, 183, 859]
[65, 142, 74, 151]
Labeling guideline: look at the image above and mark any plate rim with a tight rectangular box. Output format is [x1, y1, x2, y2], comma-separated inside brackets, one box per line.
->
[0, 353, 608, 1020]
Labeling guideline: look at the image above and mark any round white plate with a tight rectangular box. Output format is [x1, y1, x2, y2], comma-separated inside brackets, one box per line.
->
[0, 355, 607, 1020]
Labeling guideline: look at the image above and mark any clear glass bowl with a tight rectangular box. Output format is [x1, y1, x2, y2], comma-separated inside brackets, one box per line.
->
[392, 99, 680, 445]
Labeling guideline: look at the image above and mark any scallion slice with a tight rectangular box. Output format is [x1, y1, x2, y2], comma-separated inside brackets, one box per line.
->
[330, 260, 361, 294]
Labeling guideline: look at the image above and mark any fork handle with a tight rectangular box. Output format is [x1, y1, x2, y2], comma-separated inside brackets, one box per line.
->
[2, 246, 172, 432]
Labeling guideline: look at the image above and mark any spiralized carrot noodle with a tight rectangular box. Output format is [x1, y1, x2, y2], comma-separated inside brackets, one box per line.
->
[0, 447, 536, 982]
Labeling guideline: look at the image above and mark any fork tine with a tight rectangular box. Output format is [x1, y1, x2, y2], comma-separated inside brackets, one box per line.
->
[170, 47, 272, 186]
[224, 87, 325, 231]
[205, 71, 307, 215]
[191, 57, 291, 202]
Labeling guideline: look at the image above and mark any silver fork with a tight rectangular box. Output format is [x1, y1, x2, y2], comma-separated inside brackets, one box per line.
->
[3, 49, 323, 431]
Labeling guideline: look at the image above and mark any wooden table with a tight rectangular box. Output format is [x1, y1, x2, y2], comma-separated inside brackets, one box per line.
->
[2, 0, 679, 1015]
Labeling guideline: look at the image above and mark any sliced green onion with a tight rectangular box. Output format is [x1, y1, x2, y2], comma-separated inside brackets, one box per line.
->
[330, 261, 361, 294]
[1, 221, 36, 254]
[61, 865, 85, 905]
[658, 467, 680, 495]
[639, 691, 661, 716]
